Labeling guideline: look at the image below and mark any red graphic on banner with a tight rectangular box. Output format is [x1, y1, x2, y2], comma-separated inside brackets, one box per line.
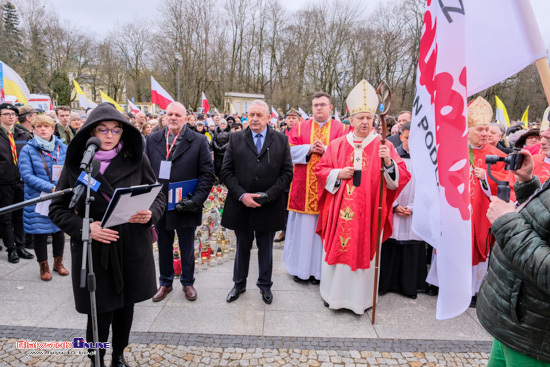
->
[418, 4, 470, 220]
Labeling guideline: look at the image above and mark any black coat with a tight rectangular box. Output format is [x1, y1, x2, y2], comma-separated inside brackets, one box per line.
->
[0, 124, 31, 184]
[49, 102, 166, 314]
[145, 126, 215, 230]
[221, 126, 293, 232]
[477, 177, 550, 362]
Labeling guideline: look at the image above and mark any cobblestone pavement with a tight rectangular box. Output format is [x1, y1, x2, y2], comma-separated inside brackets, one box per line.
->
[0, 326, 491, 366]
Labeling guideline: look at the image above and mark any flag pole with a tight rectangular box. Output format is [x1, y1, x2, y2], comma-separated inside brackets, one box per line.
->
[535, 57, 550, 106]
[371, 81, 392, 325]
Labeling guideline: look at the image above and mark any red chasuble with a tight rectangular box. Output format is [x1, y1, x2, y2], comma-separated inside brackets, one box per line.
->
[315, 134, 410, 270]
[287, 119, 348, 214]
[470, 143, 513, 266]
[532, 154, 550, 184]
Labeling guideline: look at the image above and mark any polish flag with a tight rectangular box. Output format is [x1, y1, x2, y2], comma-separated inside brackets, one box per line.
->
[202, 92, 210, 113]
[151, 76, 174, 110]
[271, 106, 278, 119]
[270, 106, 278, 125]
[334, 108, 340, 121]
[410, 0, 545, 320]
[127, 99, 140, 115]
[298, 107, 309, 120]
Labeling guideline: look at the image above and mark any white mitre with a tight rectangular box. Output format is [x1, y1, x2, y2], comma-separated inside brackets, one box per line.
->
[346, 79, 378, 115]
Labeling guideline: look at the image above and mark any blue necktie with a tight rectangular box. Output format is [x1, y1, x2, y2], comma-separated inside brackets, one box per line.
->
[255, 133, 262, 154]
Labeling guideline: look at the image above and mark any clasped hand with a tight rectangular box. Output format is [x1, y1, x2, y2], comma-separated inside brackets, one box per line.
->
[309, 139, 325, 155]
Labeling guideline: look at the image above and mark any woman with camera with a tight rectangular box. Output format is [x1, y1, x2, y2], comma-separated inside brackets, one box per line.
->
[49, 103, 165, 367]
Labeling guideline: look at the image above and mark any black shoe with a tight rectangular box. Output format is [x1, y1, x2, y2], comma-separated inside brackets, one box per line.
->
[17, 248, 34, 260]
[469, 295, 477, 308]
[293, 276, 306, 283]
[323, 301, 329, 307]
[406, 294, 417, 300]
[111, 354, 131, 367]
[261, 289, 273, 304]
[8, 250, 19, 263]
[310, 277, 320, 285]
[426, 284, 439, 296]
[226, 286, 246, 303]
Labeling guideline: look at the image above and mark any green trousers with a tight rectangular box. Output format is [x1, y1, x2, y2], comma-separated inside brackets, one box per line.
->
[488, 339, 550, 367]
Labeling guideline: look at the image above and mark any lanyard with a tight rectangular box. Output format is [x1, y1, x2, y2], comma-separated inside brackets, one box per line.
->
[41, 145, 60, 164]
[166, 129, 181, 160]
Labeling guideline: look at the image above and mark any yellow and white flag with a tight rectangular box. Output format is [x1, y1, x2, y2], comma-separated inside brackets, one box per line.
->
[541, 106, 549, 132]
[73, 80, 97, 110]
[0, 59, 30, 105]
[521, 106, 529, 128]
[230, 103, 236, 114]
[494, 95, 510, 127]
[100, 91, 123, 112]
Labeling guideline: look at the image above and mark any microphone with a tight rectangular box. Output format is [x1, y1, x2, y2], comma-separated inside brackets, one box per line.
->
[69, 184, 85, 209]
[69, 160, 100, 209]
[79, 137, 102, 170]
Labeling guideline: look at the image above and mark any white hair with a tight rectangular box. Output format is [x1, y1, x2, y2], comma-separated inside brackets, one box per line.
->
[249, 100, 269, 115]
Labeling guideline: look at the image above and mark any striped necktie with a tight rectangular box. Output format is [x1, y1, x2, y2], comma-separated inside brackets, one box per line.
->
[8, 131, 18, 165]
[65, 129, 71, 144]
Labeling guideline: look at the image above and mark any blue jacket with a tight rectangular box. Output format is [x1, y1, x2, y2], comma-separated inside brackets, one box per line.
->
[19, 136, 67, 234]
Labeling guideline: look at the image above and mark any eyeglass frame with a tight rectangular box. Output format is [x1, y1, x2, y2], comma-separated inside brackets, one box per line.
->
[94, 125, 124, 136]
[1, 112, 17, 117]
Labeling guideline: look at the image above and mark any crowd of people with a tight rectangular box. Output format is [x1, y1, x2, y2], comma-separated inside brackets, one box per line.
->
[0, 80, 549, 366]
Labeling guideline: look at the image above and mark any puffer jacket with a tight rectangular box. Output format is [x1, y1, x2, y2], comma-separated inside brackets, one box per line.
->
[19, 136, 67, 234]
[212, 125, 231, 154]
[477, 176, 550, 363]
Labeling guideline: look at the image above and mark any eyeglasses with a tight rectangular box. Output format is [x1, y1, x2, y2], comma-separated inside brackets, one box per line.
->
[1, 113, 16, 117]
[95, 126, 123, 135]
[312, 103, 328, 108]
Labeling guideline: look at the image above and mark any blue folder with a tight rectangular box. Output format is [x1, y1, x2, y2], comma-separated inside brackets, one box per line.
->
[167, 179, 200, 211]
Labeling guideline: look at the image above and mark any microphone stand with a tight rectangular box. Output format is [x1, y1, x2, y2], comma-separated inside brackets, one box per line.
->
[79, 162, 100, 366]
[0, 188, 73, 215]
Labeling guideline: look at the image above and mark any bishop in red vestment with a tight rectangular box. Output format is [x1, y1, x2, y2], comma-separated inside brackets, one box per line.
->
[314, 80, 410, 314]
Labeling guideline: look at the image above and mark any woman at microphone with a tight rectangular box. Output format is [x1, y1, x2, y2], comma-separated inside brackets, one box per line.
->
[49, 103, 165, 367]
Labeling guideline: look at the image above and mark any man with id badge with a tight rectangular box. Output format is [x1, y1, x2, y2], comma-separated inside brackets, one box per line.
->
[145, 102, 215, 302]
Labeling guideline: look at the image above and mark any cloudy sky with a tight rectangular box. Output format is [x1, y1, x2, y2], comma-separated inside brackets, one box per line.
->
[50, 0, 550, 46]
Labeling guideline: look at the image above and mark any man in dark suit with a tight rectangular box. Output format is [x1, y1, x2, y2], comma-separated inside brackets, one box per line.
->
[386, 110, 411, 147]
[145, 102, 215, 302]
[221, 100, 293, 304]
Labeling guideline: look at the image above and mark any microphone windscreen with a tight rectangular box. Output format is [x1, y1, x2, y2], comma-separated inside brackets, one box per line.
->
[86, 137, 102, 149]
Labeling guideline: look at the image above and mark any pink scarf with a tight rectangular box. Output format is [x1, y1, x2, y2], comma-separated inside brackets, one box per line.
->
[94, 142, 123, 174]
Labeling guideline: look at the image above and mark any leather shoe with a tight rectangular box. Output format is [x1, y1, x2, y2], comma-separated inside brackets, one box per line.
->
[261, 289, 273, 304]
[8, 250, 19, 263]
[17, 248, 34, 260]
[183, 285, 197, 301]
[469, 295, 477, 308]
[273, 232, 285, 242]
[310, 277, 320, 285]
[111, 354, 131, 367]
[426, 284, 439, 296]
[152, 286, 173, 302]
[293, 276, 306, 283]
[226, 286, 245, 303]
